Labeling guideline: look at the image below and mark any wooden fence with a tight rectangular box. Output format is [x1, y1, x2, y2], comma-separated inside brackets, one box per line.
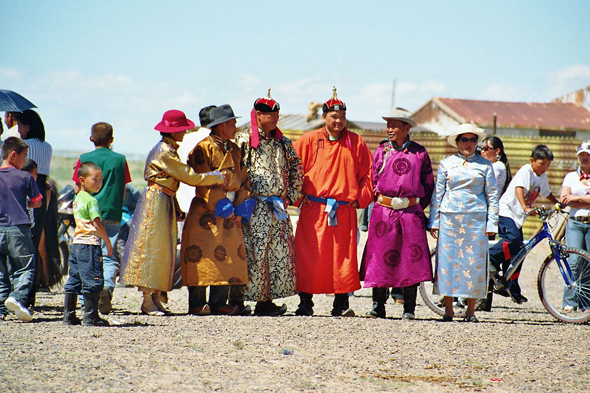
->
[283, 129, 582, 238]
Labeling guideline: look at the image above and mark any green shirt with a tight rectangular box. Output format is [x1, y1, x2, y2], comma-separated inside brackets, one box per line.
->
[72, 190, 102, 245]
[77, 147, 130, 222]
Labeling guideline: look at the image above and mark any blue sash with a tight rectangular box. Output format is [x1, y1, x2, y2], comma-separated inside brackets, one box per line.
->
[307, 195, 348, 226]
[254, 196, 289, 220]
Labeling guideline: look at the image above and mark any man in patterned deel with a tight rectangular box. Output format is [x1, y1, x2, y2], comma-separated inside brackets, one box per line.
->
[231, 90, 303, 316]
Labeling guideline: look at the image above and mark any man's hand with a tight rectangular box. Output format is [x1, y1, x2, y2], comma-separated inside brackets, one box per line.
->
[429, 228, 438, 239]
[348, 200, 359, 208]
[283, 197, 291, 209]
[524, 206, 537, 216]
[105, 241, 113, 257]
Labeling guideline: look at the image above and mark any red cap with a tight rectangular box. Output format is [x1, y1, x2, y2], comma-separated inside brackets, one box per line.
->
[254, 88, 280, 112]
[322, 86, 346, 113]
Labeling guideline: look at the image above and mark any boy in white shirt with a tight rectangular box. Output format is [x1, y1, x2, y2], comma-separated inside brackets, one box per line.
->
[489, 145, 559, 303]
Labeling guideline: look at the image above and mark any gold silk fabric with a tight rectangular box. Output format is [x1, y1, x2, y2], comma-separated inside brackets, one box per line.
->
[119, 137, 224, 292]
[180, 136, 250, 287]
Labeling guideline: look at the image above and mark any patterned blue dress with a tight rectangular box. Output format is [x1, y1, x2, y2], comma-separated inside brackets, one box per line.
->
[428, 153, 499, 299]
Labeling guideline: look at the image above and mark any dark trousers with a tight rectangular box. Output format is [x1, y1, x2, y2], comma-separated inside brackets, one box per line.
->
[298, 292, 349, 312]
[27, 174, 48, 306]
[64, 244, 104, 294]
[489, 216, 525, 296]
[374, 285, 417, 313]
[188, 285, 229, 311]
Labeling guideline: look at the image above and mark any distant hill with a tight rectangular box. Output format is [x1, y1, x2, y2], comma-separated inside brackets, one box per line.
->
[51, 152, 147, 192]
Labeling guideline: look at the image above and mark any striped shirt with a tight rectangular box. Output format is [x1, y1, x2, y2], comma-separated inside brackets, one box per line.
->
[25, 138, 52, 175]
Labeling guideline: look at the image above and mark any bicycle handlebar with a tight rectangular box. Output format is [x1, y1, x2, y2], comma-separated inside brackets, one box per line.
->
[526, 203, 571, 220]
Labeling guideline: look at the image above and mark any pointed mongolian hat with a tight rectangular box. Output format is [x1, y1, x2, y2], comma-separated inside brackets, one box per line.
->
[322, 86, 346, 113]
[253, 88, 280, 112]
[250, 88, 282, 148]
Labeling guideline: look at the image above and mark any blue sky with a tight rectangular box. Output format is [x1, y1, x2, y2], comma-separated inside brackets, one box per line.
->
[2, 1, 590, 155]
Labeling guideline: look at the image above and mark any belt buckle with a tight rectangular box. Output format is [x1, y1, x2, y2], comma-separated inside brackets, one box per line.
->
[390, 197, 406, 209]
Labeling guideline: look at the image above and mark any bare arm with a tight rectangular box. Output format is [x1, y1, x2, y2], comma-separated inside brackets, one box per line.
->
[28, 200, 42, 209]
[93, 217, 112, 256]
[546, 192, 559, 205]
[561, 185, 590, 207]
[515, 186, 536, 216]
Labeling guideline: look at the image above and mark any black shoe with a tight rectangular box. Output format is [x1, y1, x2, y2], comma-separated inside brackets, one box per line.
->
[254, 302, 287, 316]
[364, 301, 385, 318]
[440, 314, 453, 322]
[331, 307, 355, 317]
[230, 302, 252, 316]
[211, 304, 240, 315]
[491, 274, 509, 297]
[98, 288, 112, 315]
[364, 309, 385, 318]
[295, 306, 314, 316]
[508, 292, 528, 304]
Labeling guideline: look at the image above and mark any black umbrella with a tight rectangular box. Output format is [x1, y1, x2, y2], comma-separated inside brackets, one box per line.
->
[0, 89, 37, 112]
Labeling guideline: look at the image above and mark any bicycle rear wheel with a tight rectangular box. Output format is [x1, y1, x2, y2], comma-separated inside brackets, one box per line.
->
[537, 247, 590, 323]
[419, 248, 484, 317]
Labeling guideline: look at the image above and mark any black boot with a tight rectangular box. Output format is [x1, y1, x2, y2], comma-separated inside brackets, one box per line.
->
[63, 292, 81, 325]
[365, 287, 387, 318]
[295, 292, 314, 316]
[477, 278, 494, 312]
[401, 284, 418, 319]
[332, 293, 354, 317]
[82, 293, 109, 326]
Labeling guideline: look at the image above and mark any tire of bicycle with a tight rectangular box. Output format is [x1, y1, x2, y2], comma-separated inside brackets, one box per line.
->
[418, 248, 484, 317]
[537, 247, 590, 324]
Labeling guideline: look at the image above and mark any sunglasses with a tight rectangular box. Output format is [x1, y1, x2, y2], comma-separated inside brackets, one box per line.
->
[459, 136, 478, 143]
[481, 146, 494, 152]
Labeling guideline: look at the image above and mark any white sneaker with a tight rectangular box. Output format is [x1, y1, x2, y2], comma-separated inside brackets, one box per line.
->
[5, 297, 33, 322]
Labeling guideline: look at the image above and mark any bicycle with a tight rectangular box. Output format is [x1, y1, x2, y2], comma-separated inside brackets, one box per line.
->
[420, 204, 590, 323]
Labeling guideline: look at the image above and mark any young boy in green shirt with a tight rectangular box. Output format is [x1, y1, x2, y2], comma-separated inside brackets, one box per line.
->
[63, 162, 113, 326]
[72, 122, 131, 314]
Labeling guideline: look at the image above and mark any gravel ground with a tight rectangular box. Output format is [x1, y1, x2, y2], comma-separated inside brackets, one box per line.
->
[1, 235, 589, 392]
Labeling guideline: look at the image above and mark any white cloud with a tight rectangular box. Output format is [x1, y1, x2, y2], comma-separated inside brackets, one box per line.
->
[546, 64, 590, 99]
[1, 69, 451, 153]
[477, 65, 590, 103]
[480, 83, 529, 102]
[346, 80, 448, 121]
[0, 70, 209, 155]
[0, 67, 25, 82]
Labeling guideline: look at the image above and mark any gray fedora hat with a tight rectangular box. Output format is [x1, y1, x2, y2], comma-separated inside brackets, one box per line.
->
[382, 107, 417, 128]
[207, 104, 241, 128]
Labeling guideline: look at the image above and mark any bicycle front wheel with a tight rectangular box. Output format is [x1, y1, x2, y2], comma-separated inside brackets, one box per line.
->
[537, 247, 590, 323]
